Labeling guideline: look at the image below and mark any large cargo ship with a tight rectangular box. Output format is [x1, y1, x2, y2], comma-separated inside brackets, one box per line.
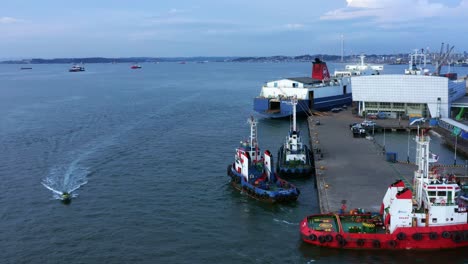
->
[253, 58, 352, 118]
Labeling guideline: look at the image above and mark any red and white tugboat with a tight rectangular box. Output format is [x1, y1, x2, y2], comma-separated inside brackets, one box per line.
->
[227, 116, 300, 203]
[300, 129, 468, 249]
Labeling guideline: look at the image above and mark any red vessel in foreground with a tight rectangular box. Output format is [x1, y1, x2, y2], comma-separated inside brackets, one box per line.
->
[300, 129, 468, 249]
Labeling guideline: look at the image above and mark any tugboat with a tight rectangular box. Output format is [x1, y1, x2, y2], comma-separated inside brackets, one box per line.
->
[131, 64, 142, 69]
[276, 97, 314, 178]
[227, 116, 300, 203]
[300, 128, 468, 249]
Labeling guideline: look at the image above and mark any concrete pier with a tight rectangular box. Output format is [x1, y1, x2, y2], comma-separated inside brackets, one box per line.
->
[309, 109, 468, 214]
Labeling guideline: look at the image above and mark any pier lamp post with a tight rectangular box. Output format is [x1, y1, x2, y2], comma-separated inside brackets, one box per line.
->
[465, 160, 467, 176]
[454, 135, 458, 165]
[383, 127, 386, 152]
[407, 129, 411, 163]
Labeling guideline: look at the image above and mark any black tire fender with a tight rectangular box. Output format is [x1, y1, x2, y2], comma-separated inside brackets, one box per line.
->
[356, 239, 365, 247]
[318, 236, 326, 244]
[373, 240, 381, 248]
[397, 232, 406, 240]
[442, 231, 451, 239]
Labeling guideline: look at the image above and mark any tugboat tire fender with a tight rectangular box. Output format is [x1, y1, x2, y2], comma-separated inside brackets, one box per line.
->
[338, 239, 347, 247]
[335, 234, 343, 242]
[318, 236, 326, 243]
[356, 239, 365, 247]
[452, 232, 462, 243]
[372, 240, 381, 248]
[325, 234, 333, 242]
[429, 232, 438, 240]
[412, 233, 423, 241]
[308, 234, 317, 241]
[442, 231, 451, 239]
[387, 240, 397, 248]
[396, 232, 406, 240]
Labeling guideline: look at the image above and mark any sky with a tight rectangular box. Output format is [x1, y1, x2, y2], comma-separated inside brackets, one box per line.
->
[1, 0, 468, 58]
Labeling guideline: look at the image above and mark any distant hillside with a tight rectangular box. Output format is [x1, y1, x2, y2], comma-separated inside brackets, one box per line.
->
[0, 54, 413, 64]
[0, 57, 235, 64]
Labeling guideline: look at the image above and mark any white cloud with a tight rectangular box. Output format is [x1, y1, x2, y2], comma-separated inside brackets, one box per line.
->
[321, 0, 467, 27]
[0, 17, 22, 24]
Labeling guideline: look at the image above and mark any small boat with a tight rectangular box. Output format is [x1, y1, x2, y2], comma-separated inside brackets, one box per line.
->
[227, 116, 300, 203]
[20, 67, 32, 70]
[300, 128, 468, 250]
[61, 192, 72, 204]
[131, 64, 142, 69]
[69, 64, 85, 72]
[276, 98, 314, 178]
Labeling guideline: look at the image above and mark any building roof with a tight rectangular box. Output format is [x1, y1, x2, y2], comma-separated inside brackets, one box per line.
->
[286, 77, 322, 84]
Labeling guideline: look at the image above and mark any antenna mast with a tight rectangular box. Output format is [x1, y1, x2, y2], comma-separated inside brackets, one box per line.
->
[340, 34, 344, 62]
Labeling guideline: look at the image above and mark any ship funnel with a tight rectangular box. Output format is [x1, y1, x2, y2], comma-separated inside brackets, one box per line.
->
[312, 58, 330, 81]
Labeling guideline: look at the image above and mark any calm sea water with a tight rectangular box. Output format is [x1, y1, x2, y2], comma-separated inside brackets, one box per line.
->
[0, 62, 467, 263]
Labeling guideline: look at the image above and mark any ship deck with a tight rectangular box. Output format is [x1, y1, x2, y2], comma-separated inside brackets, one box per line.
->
[306, 214, 385, 234]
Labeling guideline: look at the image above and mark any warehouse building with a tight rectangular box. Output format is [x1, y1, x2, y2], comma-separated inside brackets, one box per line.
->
[351, 74, 466, 119]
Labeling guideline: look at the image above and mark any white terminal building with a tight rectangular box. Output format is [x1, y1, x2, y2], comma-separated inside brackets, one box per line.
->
[351, 51, 467, 119]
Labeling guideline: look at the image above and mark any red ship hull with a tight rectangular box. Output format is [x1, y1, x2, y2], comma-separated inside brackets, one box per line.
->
[300, 214, 468, 250]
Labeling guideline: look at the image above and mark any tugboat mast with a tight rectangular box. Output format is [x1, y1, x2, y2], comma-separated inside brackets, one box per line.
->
[248, 116, 259, 163]
[291, 97, 297, 132]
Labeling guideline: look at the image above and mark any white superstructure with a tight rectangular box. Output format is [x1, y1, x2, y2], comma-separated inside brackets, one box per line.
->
[334, 54, 384, 77]
[260, 77, 351, 100]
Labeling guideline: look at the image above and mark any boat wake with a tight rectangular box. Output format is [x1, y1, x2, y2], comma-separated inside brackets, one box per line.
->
[41, 158, 89, 201]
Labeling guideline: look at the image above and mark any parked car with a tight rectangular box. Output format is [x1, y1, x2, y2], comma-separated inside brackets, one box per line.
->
[361, 120, 376, 127]
[349, 122, 358, 129]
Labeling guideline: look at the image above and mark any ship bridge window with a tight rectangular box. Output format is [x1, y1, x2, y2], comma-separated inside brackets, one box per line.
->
[292, 82, 298, 88]
[437, 191, 446, 196]
[428, 191, 436, 196]
[274, 82, 278, 87]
